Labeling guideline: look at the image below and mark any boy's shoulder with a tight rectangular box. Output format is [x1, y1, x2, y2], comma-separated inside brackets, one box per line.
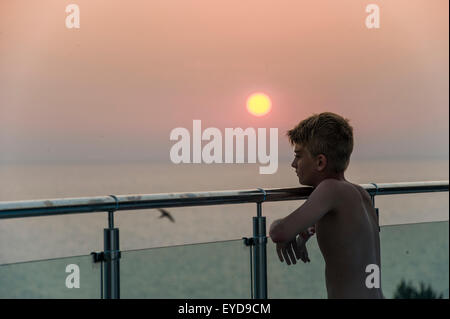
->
[317, 178, 349, 192]
[318, 179, 371, 203]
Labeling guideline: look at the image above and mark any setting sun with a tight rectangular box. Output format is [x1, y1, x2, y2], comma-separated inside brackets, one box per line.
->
[246, 93, 272, 117]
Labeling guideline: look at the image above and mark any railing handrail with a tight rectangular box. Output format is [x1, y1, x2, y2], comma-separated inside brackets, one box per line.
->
[0, 180, 448, 220]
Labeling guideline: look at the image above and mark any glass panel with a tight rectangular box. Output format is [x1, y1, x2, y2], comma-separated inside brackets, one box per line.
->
[380, 221, 449, 299]
[267, 221, 449, 299]
[121, 239, 250, 298]
[0, 255, 101, 298]
[267, 235, 327, 299]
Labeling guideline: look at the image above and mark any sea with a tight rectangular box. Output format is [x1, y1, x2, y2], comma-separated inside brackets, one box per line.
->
[0, 158, 448, 298]
[0, 158, 448, 264]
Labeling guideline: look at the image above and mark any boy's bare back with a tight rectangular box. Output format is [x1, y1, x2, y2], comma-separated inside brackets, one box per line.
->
[316, 180, 383, 298]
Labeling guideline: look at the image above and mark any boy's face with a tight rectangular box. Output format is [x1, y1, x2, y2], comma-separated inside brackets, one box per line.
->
[291, 143, 317, 186]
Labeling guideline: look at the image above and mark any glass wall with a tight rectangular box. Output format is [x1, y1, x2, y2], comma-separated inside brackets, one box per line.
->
[120, 239, 251, 298]
[380, 221, 449, 299]
[0, 254, 101, 298]
[0, 222, 447, 299]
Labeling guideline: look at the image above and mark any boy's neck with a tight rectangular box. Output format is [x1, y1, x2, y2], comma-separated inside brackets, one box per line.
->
[312, 172, 347, 188]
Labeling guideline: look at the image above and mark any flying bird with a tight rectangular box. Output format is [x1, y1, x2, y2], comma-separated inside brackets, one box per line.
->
[157, 208, 175, 223]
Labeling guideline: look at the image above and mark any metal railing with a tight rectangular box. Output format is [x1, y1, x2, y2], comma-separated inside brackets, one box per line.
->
[0, 180, 448, 299]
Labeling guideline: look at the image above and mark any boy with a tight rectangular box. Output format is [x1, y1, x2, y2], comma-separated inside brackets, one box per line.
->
[269, 112, 383, 299]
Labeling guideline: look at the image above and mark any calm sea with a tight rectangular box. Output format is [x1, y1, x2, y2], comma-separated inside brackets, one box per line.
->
[0, 159, 448, 264]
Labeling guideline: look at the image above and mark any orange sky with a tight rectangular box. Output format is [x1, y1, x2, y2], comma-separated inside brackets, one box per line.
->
[0, 0, 448, 162]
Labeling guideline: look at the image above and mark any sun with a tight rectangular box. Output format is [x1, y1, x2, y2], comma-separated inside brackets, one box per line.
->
[246, 93, 272, 117]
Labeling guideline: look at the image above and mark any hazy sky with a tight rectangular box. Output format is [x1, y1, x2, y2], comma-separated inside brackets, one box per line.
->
[0, 0, 448, 163]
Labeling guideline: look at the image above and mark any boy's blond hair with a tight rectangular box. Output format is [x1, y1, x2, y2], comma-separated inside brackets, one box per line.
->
[287, 112, 354, 173]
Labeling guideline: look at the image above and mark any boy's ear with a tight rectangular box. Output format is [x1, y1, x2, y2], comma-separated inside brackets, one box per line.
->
[316, 154, 327, 171]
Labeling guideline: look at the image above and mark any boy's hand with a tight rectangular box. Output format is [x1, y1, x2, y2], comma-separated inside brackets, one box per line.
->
[276, 235, 310, 265]
[276, 240, 296, 265]
[276, 234, 310, 265]
[295, 235, 311, 263]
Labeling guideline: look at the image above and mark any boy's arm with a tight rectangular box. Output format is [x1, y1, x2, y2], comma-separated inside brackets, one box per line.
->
[270, 219, 314, 241]
[269, 179, 339, 243]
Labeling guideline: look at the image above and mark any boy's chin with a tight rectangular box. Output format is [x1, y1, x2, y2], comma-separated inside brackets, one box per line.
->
[300, 183, 311, 187]
[299, 179, 312, 187]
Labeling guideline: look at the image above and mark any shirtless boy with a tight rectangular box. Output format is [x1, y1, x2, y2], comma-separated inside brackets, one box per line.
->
[269, 112, 384, 299]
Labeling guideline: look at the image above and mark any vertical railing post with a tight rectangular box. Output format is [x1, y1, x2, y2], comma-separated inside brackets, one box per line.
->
[103, 196, 121, 299]
[252, 202, 268, 299]
[370, 183, 380, 232]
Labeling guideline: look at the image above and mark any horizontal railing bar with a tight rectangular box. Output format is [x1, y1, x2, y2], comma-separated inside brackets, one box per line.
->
[0, 181, 448, 219]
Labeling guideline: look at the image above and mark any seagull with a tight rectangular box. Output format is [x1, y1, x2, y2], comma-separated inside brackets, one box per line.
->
[157, 208, 175, 223]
